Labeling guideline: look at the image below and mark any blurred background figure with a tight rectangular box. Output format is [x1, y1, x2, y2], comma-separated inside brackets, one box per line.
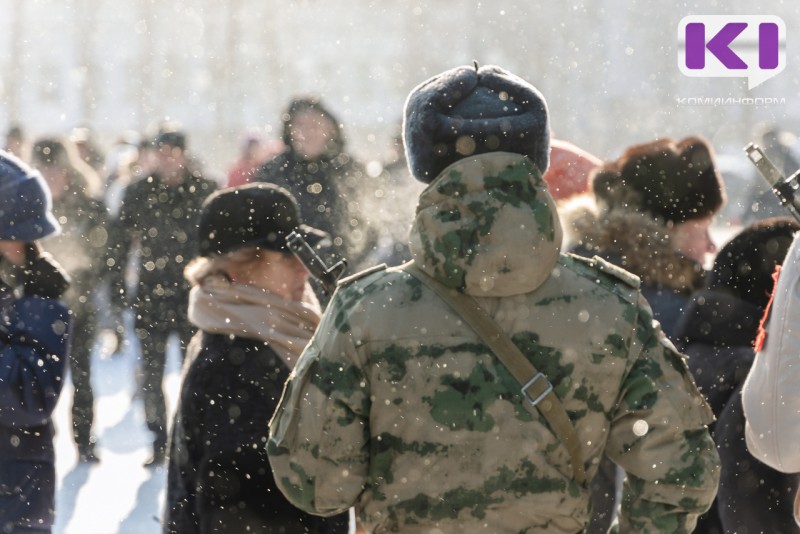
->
[134, 124, 164, 183]
[30, 136, 108, 463]
[4, 123, 28, 160]
[255, 96, 375, 274]
[69, 125, 106, 176]
[87, 130, 143, 360]
[225, 128, 285, 188]
[225, 129, 264, 188]
[165, 183, 349, 533]
[102, 130, 142, 217]
[675, 217, 800, 533]
[107, 127, 217, 467]
[1, 149, 72, 533]
[542, 138, 601, 201]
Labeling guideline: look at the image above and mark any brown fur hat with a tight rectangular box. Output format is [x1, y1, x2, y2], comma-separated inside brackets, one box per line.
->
[591, 136, 726, 224]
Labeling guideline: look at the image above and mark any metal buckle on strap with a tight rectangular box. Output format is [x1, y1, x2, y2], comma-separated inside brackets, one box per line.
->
[521, 372, 553, 407]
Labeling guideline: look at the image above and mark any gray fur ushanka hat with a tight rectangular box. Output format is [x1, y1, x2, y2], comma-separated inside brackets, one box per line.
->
[403, 64, 550, 183]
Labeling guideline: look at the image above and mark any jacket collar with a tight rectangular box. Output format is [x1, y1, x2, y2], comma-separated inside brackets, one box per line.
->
[569, 209, 704, 295]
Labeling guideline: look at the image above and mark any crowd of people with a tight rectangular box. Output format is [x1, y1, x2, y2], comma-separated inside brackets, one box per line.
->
[2, 63, 800, 533]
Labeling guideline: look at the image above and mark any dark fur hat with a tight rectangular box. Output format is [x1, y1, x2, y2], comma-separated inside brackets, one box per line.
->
[708, 217, 799, 309]
[591, 136, 726, 224]
[197, 182, 327, 257]
[403, 64, 549, 183]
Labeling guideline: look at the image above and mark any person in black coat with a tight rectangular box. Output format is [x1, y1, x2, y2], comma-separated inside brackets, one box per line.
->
[108, 129, 217, 466]
[255, 97, 375, 273]
[164, 183, 349, 533]
[0, 150, 72, 534]
[675, 217, 800, 534]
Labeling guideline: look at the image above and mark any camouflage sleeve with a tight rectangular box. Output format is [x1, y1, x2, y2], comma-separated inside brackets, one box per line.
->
[267, 288, 369, 516]
[606, 305, 720, 533]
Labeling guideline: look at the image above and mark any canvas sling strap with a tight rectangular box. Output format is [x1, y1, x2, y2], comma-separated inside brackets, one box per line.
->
[404, 262, 587, 485]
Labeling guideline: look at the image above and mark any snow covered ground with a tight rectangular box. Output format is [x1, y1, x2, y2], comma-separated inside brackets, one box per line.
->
[52, 323, 183, 534]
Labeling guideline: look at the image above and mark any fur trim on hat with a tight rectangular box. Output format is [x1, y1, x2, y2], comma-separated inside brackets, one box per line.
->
[403, 64, 549, 183]
[591, 136, 726, 224]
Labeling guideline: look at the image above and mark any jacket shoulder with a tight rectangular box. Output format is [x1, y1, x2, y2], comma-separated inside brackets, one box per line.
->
[336, 263, 390, 288]
[564, 253, 641, 290]
[560, 254, 643, 311]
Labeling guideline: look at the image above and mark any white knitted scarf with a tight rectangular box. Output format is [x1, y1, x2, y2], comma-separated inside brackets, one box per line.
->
[188, 274, 321, 367]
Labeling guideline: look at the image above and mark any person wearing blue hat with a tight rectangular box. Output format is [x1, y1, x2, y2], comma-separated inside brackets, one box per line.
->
[0, 149, 72, 533]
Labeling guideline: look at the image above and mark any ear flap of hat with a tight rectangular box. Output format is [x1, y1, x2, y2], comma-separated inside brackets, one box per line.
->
[403, 66, 476, 183]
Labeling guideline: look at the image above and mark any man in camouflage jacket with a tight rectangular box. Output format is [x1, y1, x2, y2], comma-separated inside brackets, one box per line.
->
[268, 65, 720, 533]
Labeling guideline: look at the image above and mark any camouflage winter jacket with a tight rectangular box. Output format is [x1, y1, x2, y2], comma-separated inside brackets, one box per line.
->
[268, 152, 720, 533]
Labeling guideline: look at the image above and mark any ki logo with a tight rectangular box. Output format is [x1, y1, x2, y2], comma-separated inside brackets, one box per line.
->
[678, 15, 786, 89]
